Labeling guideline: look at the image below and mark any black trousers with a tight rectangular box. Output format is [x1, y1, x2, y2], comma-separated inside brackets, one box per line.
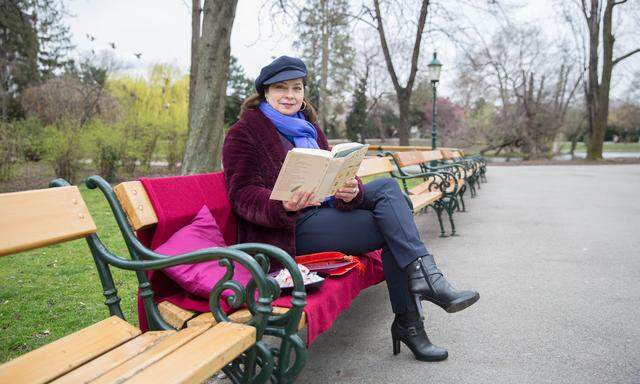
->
[295, 178, 429, 313]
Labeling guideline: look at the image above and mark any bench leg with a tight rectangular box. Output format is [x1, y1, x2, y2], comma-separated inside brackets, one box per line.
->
[434, 203, 447, 238]
[458, 187, 466, 212]
[468, 177, 477, 197]
[446, 199, 458, 236]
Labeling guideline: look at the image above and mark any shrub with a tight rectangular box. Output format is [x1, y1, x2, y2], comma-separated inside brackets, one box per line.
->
[41, 118, 89, 184]
[14, 117, 47, 162]
[88, 120, 123, 182]
[0, 121, 22, 181]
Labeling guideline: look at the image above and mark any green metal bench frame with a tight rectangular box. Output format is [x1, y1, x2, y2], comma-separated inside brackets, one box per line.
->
[82, 175, 308, 384]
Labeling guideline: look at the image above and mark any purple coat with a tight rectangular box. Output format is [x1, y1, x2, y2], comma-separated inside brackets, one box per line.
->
[222, 108, 364, 257]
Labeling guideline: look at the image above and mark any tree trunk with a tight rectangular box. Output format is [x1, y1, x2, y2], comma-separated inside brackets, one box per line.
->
[397, 89, 410, 146]
[188, 0, 201, 130]
[372, 0, 429, 147]
[319, 0, 329, 136]
[582, 0, 639, 160]
[182, 0, 237, 174]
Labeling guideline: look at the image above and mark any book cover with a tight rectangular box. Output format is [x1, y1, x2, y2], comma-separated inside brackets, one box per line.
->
[269, 143, 369, 201]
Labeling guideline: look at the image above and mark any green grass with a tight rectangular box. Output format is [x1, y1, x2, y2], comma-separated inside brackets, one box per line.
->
[483, 142, 640, 158]
[0, 186, 139, 363]
[557, 142, 640, 153]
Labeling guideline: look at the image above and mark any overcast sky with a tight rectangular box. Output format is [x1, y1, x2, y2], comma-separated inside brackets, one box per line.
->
[64, 0, 637, 99]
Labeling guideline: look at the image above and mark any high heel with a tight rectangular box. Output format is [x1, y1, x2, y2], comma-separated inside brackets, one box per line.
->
[392, 335, 401, 355]
[408, 255, 479, 313]
[391, 312, 448, 362]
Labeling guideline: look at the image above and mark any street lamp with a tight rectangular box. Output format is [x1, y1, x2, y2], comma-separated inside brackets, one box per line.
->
[428, 51, 442, 166]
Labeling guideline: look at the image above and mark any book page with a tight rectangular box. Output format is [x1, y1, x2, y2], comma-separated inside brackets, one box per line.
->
[331, 142, 363, 157]
[270, 151, 331, 201]
[328, 145, 369, 195]
[316, 159, 343, 197]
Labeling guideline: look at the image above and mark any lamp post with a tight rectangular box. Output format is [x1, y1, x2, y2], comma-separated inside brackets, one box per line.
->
[427, 51, 442, 167]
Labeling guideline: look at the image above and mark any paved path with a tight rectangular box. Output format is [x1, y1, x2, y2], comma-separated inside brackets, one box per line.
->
[296, 165, 640, 384]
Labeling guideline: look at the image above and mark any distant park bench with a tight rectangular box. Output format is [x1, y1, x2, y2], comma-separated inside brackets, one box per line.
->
[0, 182, 266, 384]
[359, 148, 488, 236]
[357, 156, 454, 236]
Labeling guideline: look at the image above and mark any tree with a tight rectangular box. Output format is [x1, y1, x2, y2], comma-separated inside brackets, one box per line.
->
[346, 73, 369, 142]
[296, 0, 354, 137]
[422, 97, 468, 147]
[0, 0, 38, 120]
[370, 0, 429, 146]
[182, 0, 238, 174]
[225, 55, 253, 125]
[455, 25, 581, 158]
[571, 0, 640, 159]
[21, 75, 120, 183]
[0, 0, 73, 120]
[31, 0, 74, 77]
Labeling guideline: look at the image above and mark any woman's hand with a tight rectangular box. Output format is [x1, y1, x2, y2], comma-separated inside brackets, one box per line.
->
[283, 190, 320, 212]
[335, 178, 359, 203]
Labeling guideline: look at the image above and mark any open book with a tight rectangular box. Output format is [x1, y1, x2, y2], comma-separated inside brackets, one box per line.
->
[269, 142, 369, 202]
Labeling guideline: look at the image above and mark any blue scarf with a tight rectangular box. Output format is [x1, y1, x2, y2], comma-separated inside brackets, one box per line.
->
[259, 102, 319, 149]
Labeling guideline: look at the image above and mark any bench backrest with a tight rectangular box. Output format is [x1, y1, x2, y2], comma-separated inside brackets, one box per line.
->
[356, 157, 395, 177]
[115, 158, 398, 229]
[391, 151, 428, 167]
[370, 145, 432, 153]
[114, 181, 159, 231]
[440, 148, 457, 160]
[0, 186, 97, 257]
[421, 150, 444, 162]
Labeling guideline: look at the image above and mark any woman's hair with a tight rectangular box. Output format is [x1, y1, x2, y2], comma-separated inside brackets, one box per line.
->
[240, 90, 318, 124]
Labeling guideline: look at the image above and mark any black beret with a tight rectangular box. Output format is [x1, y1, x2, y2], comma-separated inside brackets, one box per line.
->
[254, 56, 307, 94]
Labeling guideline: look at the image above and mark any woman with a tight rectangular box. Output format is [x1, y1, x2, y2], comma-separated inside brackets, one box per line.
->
[222, 56, 479, 361]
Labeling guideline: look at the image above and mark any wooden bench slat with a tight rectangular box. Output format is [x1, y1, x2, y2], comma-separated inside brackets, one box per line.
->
[51, 331, 175, 384]
[230, 307, 307, 330]
[125, 322, 256, 384]
[409, 192, 442, 212]
[113, 181, 158, 231]
[158, 301, 198, 329]
[0, 316, 139, 384]
[186, 307, 306, 331]
[0, 186, 97, 257]
[408, 179, 439, 195]
[90, 325, 213, 384]
[357, 157, 395, 178]
[420, 150, 444, 162]
[393, 151, 426, 167]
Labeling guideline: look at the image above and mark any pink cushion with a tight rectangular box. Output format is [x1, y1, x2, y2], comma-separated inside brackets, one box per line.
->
[155, 205, 251, 298]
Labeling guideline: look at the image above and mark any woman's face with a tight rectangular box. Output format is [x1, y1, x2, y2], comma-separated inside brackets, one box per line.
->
[265, 78, 304, 116]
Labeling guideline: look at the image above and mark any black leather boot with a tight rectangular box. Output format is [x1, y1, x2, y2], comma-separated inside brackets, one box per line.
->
[408, 254, 479, 317]
[391, 311, 448, 362]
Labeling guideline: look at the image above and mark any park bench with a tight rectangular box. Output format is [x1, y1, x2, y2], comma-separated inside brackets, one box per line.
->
[0, 182, 272, 384]
[381, 150, 471, 236]
[86, 172, 386, 383]
[356, 156, 455, 237]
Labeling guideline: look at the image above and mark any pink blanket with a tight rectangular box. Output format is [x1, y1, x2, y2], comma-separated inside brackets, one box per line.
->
[137, 172, 384, 345]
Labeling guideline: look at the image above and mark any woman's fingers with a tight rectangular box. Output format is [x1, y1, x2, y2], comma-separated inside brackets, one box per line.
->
[283, 190, 318, 211]
[342, 178, 358, 188]
[299, 190, 316, 208]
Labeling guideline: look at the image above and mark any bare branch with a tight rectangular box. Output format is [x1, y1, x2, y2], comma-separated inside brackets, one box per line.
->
[612, 48, 640, 65]
[372, 0, 400, 92]
[406, 0, 430, 92]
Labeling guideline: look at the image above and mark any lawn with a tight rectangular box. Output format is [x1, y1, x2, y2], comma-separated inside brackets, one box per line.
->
[557, 142, 640, 153]
[0, 186, 139, 363]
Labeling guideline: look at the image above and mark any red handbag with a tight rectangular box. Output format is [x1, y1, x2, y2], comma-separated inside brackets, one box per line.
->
[295, 251, 366, 277]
